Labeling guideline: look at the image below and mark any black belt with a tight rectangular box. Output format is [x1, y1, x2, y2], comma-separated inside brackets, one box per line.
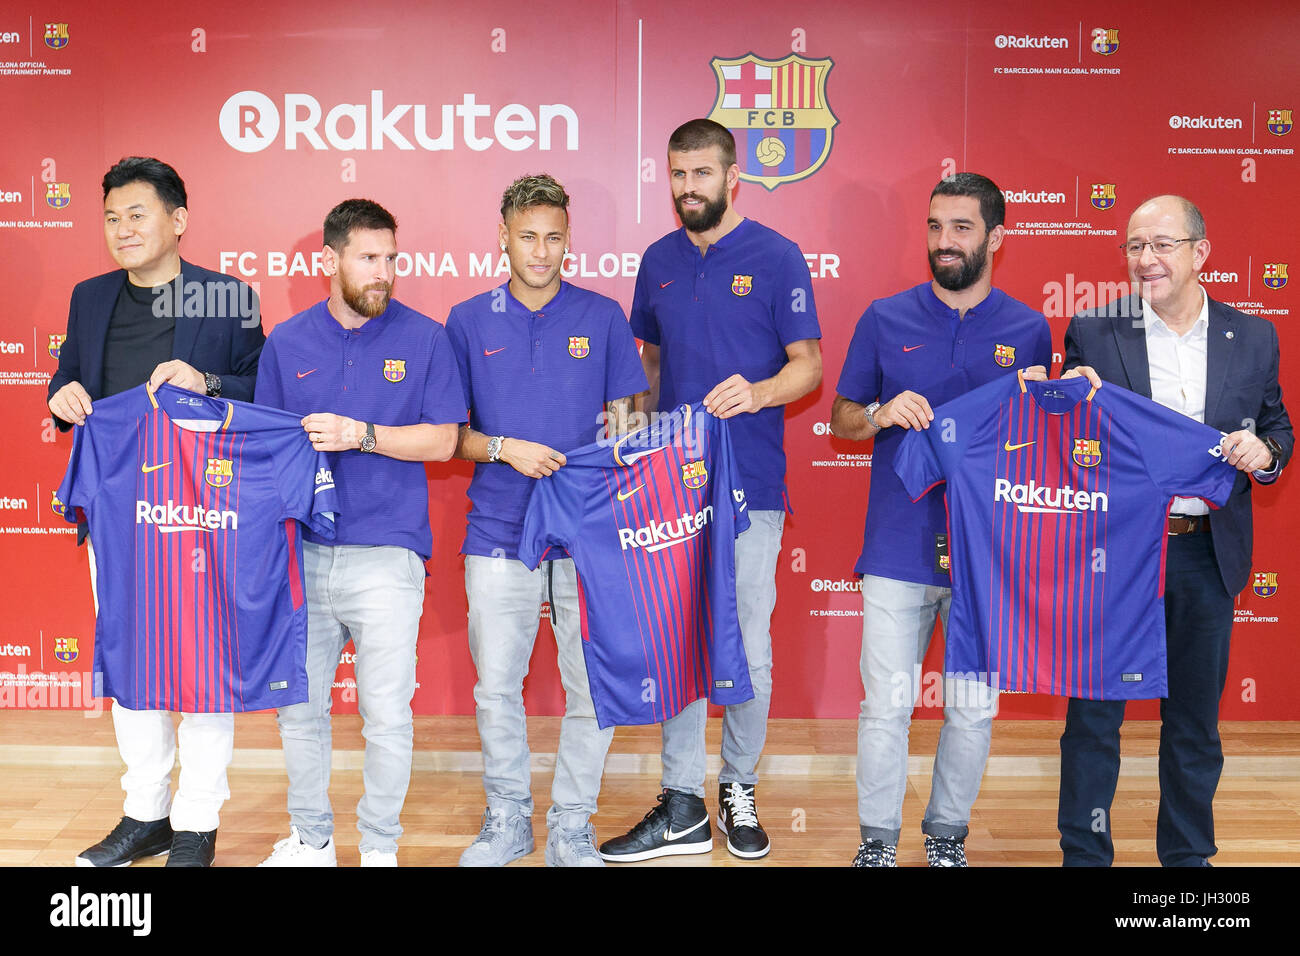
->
[1167, 515, 1210, 535]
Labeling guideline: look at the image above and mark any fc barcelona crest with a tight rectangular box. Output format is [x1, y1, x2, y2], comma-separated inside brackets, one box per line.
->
[1073, 438, 1102, 468]
[48, 334, 65, 360]
[1263, 263, 1288, 290]
[681, 460, 709, 489]
[1091, 183, 1116, 211]
[993, 344, 1016, 367]
[44, 22, 69, 50]
[1253, 571, 1278, 598]
[51, 491, 70, 519]
[1090, 28, 1119, 55]
[205, 458, 233, 488]
[1267, 109, 1293, 136]
[46, 183, 71, 209]
[707, 53, 838, 191]
[568, 336, 590, 359]
[54, 637, 78, 663]
[732, 275, 753, 297]
[383, 359, 406, 382]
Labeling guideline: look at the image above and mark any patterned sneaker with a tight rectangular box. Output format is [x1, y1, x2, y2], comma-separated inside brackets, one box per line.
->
[258, 826, 338, 867]
[458, 807, 534, 867]
[717, 782, 770, 859]
[598, 789, 712, 862]
[851, 840, 898, 867]
[925, 835, 968, 867]
[546, 823, 605, 867]
[75, 816, 174, 867]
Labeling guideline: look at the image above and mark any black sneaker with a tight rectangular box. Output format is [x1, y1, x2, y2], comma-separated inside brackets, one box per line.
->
[164, 830, 217, 867]
[851, 840, 898, 867]
[717, 782, 770, 859]
[924, 835, 968, 867]
[598, 789, 712, 862]
[75, 816, 173, 867]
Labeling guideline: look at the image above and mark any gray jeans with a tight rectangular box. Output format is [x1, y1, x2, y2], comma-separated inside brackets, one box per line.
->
[855, 574, 997, 844]
[465, 554, 613, 831]
[276, 542, 425, 854]
[660, 509, 785, 796]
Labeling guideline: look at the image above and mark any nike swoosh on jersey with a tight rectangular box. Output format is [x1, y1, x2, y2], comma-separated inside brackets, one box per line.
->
[483, 347, 507, 356]
[616, 485, 644, 501]
[1003, 440, 1036, 452]
[620, 446, 670, 465]
[297, 369, 318, 379]
[659, 280, 674, 289]
[141, 461, 172, 473]
[902, 345, 925, 352]
[663, 817, 708, 841]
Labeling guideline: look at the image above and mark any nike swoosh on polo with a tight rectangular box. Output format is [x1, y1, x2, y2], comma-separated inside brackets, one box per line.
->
[902, 345, 925, 352]
[483, 347, 506, 356]
[141, 462, 171, 473]
[659, 281, 674, 289]
[616, 485, 644, 501]
[663, 817, 708, 841]
[297, 369, 318, 379]
[1003, 440, 1036, 452]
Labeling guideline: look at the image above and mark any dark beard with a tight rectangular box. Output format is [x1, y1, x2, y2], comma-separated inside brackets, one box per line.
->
[929, 240, 989, 292]
[342, 280, 391, 318]
[675, 190, 728, 233]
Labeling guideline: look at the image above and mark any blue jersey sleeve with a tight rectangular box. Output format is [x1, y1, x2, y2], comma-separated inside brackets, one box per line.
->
[518, 470, 582, 570]
[628, 260, 660, 346]
[273, 431, 339, 539]
[253, 332, 285, 409]
[711, 413, 751, 536]
[443, 305, 475, 411]
[56, 422, 98, 526]
[774, 244, 822, 346]
[893, 424, 948, 502]
[1122, 391, 1238, 508]
[835, 307, 882, 405]
[604, 303, 651, 403]
[419, 322, 468, 426]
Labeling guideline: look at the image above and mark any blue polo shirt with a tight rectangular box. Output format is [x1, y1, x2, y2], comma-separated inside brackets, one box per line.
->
[445, 281, 648, 559]
[630, 218, 821, 512]
[836, 282, 1052, 586]
[255, 298, 466, 560]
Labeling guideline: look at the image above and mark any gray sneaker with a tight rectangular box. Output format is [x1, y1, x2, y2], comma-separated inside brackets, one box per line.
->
[458, 807, 534, 867]
[546, 823, 605, 867]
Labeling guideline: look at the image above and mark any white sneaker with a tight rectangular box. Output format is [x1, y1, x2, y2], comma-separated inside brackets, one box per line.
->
[258, 826, 337, 867]
[360, 849, 398, 867]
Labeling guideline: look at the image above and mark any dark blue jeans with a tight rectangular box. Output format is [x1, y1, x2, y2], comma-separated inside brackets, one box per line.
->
[1058, 532, 1233, 866]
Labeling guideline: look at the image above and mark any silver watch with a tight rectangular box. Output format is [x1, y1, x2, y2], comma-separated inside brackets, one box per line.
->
[864, 401, 883, 429]
[487, 435, 505, 462]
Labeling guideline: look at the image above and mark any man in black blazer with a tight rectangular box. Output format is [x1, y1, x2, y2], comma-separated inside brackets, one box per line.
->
[47, 157, 264, 868]
[1053, 195, 1292, 866]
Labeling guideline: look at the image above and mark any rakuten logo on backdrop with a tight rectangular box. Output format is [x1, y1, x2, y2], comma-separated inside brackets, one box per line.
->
[219, 90, 580, 153]
[1169, 114, 1243, 130]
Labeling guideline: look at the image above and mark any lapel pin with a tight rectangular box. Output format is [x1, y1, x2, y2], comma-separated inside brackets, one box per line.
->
[1225, 330, 1234, 339]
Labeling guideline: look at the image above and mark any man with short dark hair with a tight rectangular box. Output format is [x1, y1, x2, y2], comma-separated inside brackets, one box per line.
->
[599, 119, 822, 862]
[255, 199, 465, 867]
[1054, 195, 1292, 866]
[831, 173, 1051, 867]
[50, 156, 263, 868]
[447, 174, 647, 867]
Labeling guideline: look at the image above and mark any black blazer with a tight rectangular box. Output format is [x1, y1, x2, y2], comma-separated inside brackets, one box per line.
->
[1064, 293, 1293, 595]
[47, 258, 265, 430]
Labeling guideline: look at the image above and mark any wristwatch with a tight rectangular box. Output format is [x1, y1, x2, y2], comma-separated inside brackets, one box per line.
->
[359, 422, 377, 453]
[487, 435, 505, 462]
[1261, 435, 1283, 470]
[864, 401, 883, 429]
[204, 372, 222, 397]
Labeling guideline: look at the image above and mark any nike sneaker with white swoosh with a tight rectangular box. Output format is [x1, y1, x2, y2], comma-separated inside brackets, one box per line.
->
[598, 789, 712, 862]
[717, 781, 769, 859]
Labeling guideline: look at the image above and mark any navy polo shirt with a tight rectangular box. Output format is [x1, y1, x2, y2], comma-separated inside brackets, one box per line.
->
[836, 282, 1052, 586]
[630, 218, 821, 512]
[255, 298, 466, 560]
[445, 281, 648, 559]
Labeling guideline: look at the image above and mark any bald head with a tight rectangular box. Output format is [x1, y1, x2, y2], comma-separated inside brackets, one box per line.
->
[1129, 194, 1205, 241]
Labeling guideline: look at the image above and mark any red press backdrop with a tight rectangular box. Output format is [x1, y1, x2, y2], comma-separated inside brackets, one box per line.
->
[0, 1, 1295, 720]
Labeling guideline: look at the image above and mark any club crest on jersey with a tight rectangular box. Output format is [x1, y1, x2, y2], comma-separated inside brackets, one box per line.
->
[1267, 109, 1293, 136]
[54, 637, 78, 663]
[383, 359, 406, 382]
[1253, 571, 1279, 598]
[731, 274, 753, 296]
[205, 458, 234, 488]
[1090, 28, 1119, 55]
[46, 183, 71, 209]
[1263, 263, 1288, 290]
[48, 334, 66, 359]
[1090, 183, 1116, 211]
[993, 343, 1016, 367]
[939, 555, 951, 571]
[681, 460, 709, 489]
[568, 336, 590, 359]
[1073, 438, 1102, 467]
[45, 22, 69, 50]
[51, 491, 70, 519]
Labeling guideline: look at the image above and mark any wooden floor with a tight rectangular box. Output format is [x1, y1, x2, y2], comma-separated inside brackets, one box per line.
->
[2, 712, 1298, 866]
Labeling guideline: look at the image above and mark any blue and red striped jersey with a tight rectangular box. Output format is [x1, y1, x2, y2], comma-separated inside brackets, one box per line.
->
[56, 383, 338, 712]
[893, 374, 1238, 700]
[518, 403, 753, 728]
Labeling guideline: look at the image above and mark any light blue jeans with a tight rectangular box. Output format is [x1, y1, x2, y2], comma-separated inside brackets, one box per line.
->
[465, 555, 613, 832]
[660, 510, 785, 796]
[856, 574, 997, 844]
[276, 542, 425, 855]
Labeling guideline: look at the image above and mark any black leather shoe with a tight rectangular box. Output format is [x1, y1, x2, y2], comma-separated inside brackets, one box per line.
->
[598, 789, 712, 862]
[75, 816, 173, 867]
[164, 829, 217, 867]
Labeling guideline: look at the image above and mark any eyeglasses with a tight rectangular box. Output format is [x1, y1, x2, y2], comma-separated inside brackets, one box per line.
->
[1119, 238, 1199, 257]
